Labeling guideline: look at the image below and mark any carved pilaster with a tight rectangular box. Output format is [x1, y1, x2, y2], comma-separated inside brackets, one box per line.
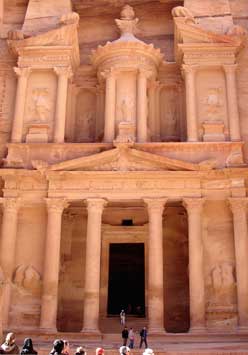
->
[102, 69, 116, 143]
[183, 197, 205, 331]
[82, 198, 107, 333]
[11, 67, 32, 143]
[0, 197, 21, 328]
[223, 65, 241, 142]
[228, 197, 248, 328]
[54, 67, 73, 143]
[40, 198, 68, 330]
[144, 197, 168, 333]
[181, 65, 199, 142]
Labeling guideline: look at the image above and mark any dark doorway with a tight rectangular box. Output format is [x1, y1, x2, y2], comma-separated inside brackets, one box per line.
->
[107, 243, 145, 316]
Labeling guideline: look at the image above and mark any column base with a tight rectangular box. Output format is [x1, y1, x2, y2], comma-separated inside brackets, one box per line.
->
[81, 328, 102, 339]
[148, 327, 166, 335]
[39, 327, 57, 334]
[189, 326, 206, 334]
[237, 326, 248, 334]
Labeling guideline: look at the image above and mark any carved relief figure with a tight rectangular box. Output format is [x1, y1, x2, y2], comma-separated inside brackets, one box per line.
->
[119, 97, 134, 122]
[207, 262, 236, 308]
[13, 265, 41, 296]
[203, 88, 224, 119]
[29, 88, 51, 123]
[78, 110, 95, 141]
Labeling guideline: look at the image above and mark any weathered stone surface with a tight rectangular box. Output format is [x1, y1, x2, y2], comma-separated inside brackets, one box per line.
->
[0, 0, 248, 341]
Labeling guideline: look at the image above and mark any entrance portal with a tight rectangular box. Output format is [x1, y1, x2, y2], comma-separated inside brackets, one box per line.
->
[107, 243, 145, 316]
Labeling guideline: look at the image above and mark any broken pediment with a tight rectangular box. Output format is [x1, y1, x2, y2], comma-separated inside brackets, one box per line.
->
[32, 144, 217, 172]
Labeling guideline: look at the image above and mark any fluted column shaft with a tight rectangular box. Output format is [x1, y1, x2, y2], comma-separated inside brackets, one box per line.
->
[183, 198, 205, 331]
[54, 67, 72, 143]
[137, 70, 148, 143]
[103, 70, 116, 142]
[82, 198, 106, 333]
[0, 198, 20, 327]
[229, 198, 248, 328]
[224, 65, 241, 141]
[182, 65, 198, 142]
[11, 68, 31, 143]
[144, 198, 167, 333]
[40, 198, 68, 330]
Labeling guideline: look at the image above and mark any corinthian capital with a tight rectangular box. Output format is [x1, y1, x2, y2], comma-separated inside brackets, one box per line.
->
[183, 197, 205, 213]
[14, 67, 32, 78]
[54, 66, 73, 78]
[0, 197, 21, 212]
[45, 198, 69, 213]
[144, 198, 168, 214]
[86, 198, 107, 213]
[228, 197, 248, 214]
[223, 64, 238, 75]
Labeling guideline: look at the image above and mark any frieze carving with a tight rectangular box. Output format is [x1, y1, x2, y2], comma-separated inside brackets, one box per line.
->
[59, 12, 80, 27]
[171, 6, 195, 24]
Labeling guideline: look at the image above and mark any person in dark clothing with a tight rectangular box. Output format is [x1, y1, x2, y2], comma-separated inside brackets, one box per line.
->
[121, 326, 129, 346]
[139, 327, 148, 349]
[20, 338, 37, 355]
[74, 347, 86, 355]
[50, 340, 64, 355]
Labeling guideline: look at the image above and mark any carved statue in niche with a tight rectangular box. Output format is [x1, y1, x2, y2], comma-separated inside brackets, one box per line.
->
[163, 89, 178, 140]
[203, 88, 224, 120]
[28, 88, 51, 123]
[206, 262, 236, 308]
[78, 110, 95, 141]
[118, 97, 134, 123]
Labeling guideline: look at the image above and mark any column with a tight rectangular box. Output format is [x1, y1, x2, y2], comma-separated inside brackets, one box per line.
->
[0, 198, 20, 327]
[103, 70, 116, 142]
[229, 198, 248, 329]
[183, 198, 205, 331]
[95, 84, 105, 141]
[137, 70, 148, 143]
[82, 198, 106, 333]
[40, 198, 68, 330]
[182, 65, 198, 142]
[149, 81, 161, 142]
[144, 198, 167, 333]
[11, 67, 31, 143]
[224, 65, 241, 141]
[54, 67, 73, 143]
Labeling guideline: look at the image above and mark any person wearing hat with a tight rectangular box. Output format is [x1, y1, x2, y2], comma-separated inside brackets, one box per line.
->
[96, 348, 104, 355]
[0, 333, 19, 354]
[119, 346, 130, 355]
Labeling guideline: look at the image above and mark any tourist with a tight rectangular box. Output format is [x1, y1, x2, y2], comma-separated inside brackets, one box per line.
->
[96, 348, 104, 355]
[1, 333, 19, 354]
[74, 347, 86, 355]
[122, 326, 129, 346]
[120, 310, 126, 325]
[20, 338, 38, 355]
[128, 328, 135, 349]
[62, 341, 70, 355]
[119, 346, 130, 355]
[50, 339, 64, 355]
[139, 327, 148, 349]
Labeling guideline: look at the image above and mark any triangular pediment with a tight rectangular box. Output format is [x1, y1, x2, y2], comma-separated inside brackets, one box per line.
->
[32, 145, 216, 172]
